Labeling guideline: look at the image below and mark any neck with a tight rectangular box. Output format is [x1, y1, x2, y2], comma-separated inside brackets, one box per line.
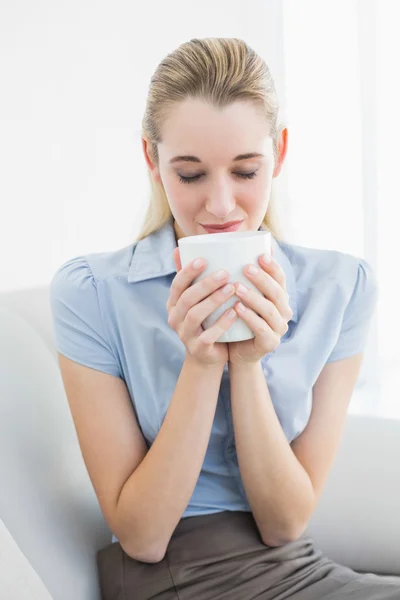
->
[173, 220, 186, 242]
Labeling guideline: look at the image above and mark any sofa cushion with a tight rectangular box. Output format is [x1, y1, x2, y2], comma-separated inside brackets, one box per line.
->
[0, 518, 52, 600]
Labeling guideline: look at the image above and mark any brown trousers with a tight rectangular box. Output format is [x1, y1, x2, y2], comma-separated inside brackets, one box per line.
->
[96, 510, 400, 599]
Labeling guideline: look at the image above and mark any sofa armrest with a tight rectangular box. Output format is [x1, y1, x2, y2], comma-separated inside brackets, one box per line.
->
[0, 519, 53, 600]
[306, 413, 400, 575]
[0, 305, 112, 600]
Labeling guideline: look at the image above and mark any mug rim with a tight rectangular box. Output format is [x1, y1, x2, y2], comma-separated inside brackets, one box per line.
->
[178, 230, 270, 245]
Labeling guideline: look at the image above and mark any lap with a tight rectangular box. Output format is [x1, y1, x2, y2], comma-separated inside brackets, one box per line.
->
[96, 511, 400, 600]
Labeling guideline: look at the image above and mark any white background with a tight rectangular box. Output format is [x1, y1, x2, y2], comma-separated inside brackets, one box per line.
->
[1, 0, 398, 415]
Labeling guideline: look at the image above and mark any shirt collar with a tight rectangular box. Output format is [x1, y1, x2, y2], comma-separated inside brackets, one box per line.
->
[128, 217, 298, 323]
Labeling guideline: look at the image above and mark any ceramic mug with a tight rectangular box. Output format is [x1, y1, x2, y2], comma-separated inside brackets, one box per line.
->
[178, 229, 272, 342]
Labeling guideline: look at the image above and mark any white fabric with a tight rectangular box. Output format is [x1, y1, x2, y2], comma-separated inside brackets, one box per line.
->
[0, 303, 111, 600]
[0, 518, 52, 600]
[1, 284, 400, 600]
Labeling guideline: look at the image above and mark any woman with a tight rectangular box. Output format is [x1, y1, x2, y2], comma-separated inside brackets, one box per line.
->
[50, 38, 400, 599]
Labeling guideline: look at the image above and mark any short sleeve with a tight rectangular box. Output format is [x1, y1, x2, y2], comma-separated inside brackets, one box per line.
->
[326, 257, 379, 363]
[49, 256, 122, 378]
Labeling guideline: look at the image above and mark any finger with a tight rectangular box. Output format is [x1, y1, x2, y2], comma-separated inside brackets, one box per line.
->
[171, 271, 231, 333]
[168, 257, 207, 309]
[242, 264, 292, 321]
[171, 268, 230, 325]
[258, 254, 286, 290]
[173, 247, 182, 272]
[235, 302, 282, 350]
[235, 283, 289, 336]
[193, 307, 238, 349]
[181, 283, 236, 340]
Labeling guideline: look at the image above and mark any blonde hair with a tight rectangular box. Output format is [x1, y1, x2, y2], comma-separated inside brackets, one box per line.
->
[136, 37, 286, 242]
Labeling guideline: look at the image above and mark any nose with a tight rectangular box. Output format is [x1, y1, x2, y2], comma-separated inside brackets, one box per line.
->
[204, 176, 236, 218]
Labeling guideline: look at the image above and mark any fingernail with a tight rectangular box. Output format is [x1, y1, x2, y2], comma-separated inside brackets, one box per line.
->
[237, 302, 247, 313]
[193, 258, 205, 269]
[247, 265, 258, 275]
[227, 309, 237, 320]
[236, 283, 248, 295]
[262, 253, 271, 263]
[213, 270, 229, 281]
[222, 283, 234, 295]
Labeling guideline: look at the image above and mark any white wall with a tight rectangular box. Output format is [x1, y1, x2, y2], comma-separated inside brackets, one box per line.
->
[1, 0, 288, 292]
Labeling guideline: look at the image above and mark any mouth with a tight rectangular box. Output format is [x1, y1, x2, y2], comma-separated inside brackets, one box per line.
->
[201, 220, 243, 233]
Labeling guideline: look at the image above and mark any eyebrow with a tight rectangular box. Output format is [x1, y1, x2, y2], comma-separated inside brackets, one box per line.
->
[169, 152, 264, 164]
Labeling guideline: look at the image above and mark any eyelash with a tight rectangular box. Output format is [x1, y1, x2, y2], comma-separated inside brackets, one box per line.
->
[178, 172, 258, 184]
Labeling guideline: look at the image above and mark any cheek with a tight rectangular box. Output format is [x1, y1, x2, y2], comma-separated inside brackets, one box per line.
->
[161, 175, 182, 206]
[162, 176, 199, 217]
[240, 176, 270, 207]
[256, 171, 273, 204]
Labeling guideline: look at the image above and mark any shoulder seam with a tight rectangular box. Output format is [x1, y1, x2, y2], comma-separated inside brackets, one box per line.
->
[341, 256, 362, 328]
[85, 261, 122, 374]
[83, 244, 136, 284]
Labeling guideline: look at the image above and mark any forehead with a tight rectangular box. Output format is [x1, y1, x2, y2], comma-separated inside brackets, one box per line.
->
[158, 98, 272, 161]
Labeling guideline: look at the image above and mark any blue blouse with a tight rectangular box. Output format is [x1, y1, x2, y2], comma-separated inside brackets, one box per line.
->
[49, 217, 378, 543]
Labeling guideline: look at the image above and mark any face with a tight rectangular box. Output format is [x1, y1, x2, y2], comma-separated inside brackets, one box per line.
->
[143, 98, 287, 240]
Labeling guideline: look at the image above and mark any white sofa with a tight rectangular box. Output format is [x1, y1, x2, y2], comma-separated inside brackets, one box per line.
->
[0, 286, 399, 600]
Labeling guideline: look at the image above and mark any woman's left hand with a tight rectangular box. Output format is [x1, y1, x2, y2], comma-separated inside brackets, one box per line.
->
[228, 249, 293, 366]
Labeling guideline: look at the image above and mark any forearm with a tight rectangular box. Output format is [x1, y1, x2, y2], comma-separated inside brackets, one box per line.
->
[229, 360, 315, 546]
[117, 356, 224, 561]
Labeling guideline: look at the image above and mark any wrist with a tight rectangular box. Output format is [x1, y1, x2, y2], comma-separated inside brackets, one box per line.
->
[228, 359, 262, 372]
[184, 354, 226, 374]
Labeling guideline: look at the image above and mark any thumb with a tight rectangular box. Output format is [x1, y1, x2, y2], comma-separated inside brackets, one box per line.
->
[173, 247, 182, 272]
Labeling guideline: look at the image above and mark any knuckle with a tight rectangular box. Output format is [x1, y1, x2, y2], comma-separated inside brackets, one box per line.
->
[267, 301, 279, 319]
[177, 323, 186, 341]
[264, 304, 274, 322]
[219, 284, 234, 299]
[179, 293, 190, 312]
[283, 308, 293, 321]
[169, 280, 178, 297]
[257, 325, 269, 337]
[167, 312, 175, 328]
[214, 288, 230, 306]
[280, 322, 289, 337]
[269, 287, 280, 304]
[207, 274, 224, 291]
[211, 293, 223, 309]
[186, 308, 198, 325]
[198, 334, 212, 349]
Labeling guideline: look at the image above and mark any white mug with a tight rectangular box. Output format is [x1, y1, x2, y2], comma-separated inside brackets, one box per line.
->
[178, 230, 272, 342]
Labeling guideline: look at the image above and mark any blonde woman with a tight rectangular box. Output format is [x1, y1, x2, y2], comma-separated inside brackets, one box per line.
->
[50, 38, 400, 599]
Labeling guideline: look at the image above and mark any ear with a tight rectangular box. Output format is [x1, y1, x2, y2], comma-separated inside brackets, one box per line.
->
[142, 138, 161, 182]
[173, 247, 182, 272]
[272, 127, 288, 178]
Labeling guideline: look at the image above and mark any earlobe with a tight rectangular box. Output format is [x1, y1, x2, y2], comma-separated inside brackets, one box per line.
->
[142, 138, 154, 169]
[272, 127, 288, 178]
[142, 138, 160, 181]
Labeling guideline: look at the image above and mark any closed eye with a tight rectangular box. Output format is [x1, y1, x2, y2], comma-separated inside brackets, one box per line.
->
[178, 172, 258, 184]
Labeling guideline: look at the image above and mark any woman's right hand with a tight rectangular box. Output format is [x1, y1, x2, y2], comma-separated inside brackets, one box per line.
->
[166, 248, 238, 367]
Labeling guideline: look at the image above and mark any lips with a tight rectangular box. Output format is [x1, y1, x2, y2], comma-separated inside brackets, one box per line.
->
[201, 221, 243, 233]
